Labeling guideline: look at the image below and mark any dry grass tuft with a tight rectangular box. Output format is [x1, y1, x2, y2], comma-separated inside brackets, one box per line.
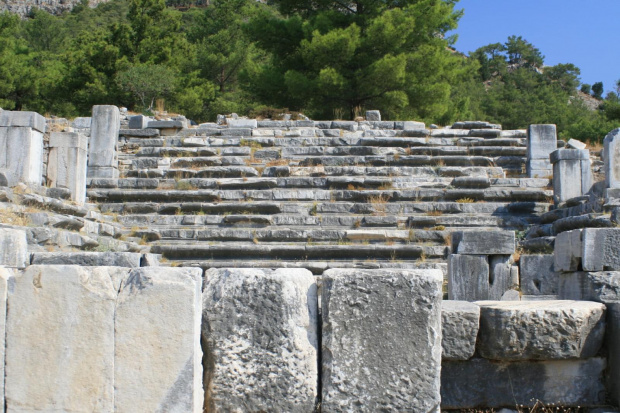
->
[455, 197, 475, 203]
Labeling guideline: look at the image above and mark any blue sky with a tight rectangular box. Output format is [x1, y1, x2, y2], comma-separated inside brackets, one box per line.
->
[450, 0, 620, 94]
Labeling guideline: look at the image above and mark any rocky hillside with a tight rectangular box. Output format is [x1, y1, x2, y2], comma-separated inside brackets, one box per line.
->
[0, 0, 107, 16]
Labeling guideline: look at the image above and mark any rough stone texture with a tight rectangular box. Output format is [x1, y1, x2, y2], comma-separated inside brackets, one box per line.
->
[31, 251, 142, 267]
[604, 128, 620, 189]
[0, 267, 12, 410]
[558, 271, 620, 303]
[365, 110, 381, 121]
[321, 268, 442, 412]
[0, 228, 28, 269]
[527, 124, 556, 178]
[115, 267, 203, 413]
[0, 126, 44, 185]
[48, 132, 88, 204]
[520, 254, 557, 295]
[441, 300, 479, 360]
[227, 118, 258, 128]
[0, 0, 107, 16]
[567, 138, 587, 150]
[72, 117, 91, 129]
[203, 268, 318, 413]
[88, 105, 120, 178]
[550, 149, 592, 202]
[488, 255, 516, 300]
[554, 229, 582, 272]
[5, 265, 121, 412]
[441, 357, 607, 408]
[0, 110, 46, 132]
[476, 300, 605, 360]
[448, 254, 489, 301]
[607, 302, 620, 405]
[452, 230, 515, 255]
[582, 228, 620, 271]
[128, 115, 150, 129]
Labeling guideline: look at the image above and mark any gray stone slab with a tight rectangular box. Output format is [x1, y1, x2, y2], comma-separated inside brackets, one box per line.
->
[607, 302, 620, 405]
[118, 128, 160, 137]
[0, 267, 12, 410]
[72, 117, 91, 129]
[321, 268, 442, 412]
[0, 126, 44, 185]
[30, 252, 141, 267]
[550, 148, 590, 163]
[520, 254, 557, 295]
[203, 268, 318, 413]
[582, 228, 620, 271]
[88, 105, 119, 178]
[554, 229, 582, 272]
[115, 267, 203, 413]
[0, 110, 46, 132]
[441, 301, 480, 360]
[0, 228, 28, 269]
[227, 118, 257, 128]
[128, 115, 150, 129]
[441, 357, 607, 408]
[567, 138, 587, 150]
[452, 230, 515, 255]
[448, 254, 489, 301]
[489, 255, 516, 300]
[365, 110, 381, 121]
[476, 300, 605, 360]
[5, 265, 122, 412]
[551, 150, 592, 202]
[147, 120, 186, 130]
[48, 132, 88, 204]
[604, 128, 620, 189]
[527, 124, 556, 177]
[558, 271, 620, 303]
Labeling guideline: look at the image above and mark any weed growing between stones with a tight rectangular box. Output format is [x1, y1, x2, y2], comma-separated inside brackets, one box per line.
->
[456, 198, 475, 203]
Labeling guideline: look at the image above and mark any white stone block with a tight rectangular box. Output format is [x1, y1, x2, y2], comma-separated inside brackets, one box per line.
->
[5, 265, 121, 412]
[0, 228, 28, 269]
[0, 267, 13, 410]
[115, 267, 203, 413]
[88, 105, 119, 177]
[448, 254, 489, 301]
[567, 138, 587, 150]
[0, 110, 46, 133]
[48, 132, 88, 205]
[582, 228, 620, 271]
[554, 229, 582, 272]
[0, 127, 43, 185]
[441, 300, 479, 360]
[452, 230, 515, 255]
[227, 118, 257, 129]
[202, 268, 318, 412]
[604, 128, 620, 189]
[527, 124, 557, 177]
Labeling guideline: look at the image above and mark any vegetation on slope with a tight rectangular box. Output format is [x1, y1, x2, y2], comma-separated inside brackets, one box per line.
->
[0, 0, 618, 141]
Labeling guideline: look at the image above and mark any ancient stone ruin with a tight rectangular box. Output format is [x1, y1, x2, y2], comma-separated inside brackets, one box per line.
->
[0, 105, 619, 410]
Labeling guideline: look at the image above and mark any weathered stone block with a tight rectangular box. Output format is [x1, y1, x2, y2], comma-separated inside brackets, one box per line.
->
[452, 230, 515, 255]
[394, 120, 425, 130]
[88, 105, 120, 178]
[48, 132, 88, 204]
[448, 254, 489, 301]
[0, 228, 28, 269]
[488, 255, 516, 300]
[128, 115, 150, 129]
[0, 267, 13, 410]
[0, 126, 44, 185]
[115, 267, 203, 413]
[604, 128, 620, 189]
[567, 138, 587, 150]
[550, 149, 592, 202]
[321, 269, 442, 412]
[0, 110, 46, 133]
[582, 228, 620, 271]
[365, 110, 381, 121]
[607, 302, 620, 405]
[527, 124, 556, 177]
[203, 268, 318, 413]
[476, 300, 605, 360]
[441, 357, 607, 408]
[558, 271, 620, 302]
[554, 229, 582, 272]
[72, 117, 91, 129]
[30, 251, 141, 267]
[520, 254, 557, 295]
[227, 118, 257, 128]
[5, 265, 121, 412]
[441, 300, 479, 360]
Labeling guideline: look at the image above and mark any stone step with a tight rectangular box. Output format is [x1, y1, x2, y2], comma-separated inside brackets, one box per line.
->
[150, 242, 447, 261]
[89, 187, 552, 204]
[177, 259, 447, 276]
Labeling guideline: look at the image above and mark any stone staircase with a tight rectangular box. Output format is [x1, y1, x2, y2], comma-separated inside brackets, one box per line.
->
[86, 120, 554, 274]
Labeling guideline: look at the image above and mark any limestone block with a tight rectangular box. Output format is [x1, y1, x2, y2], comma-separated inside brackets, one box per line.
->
[441, 300, 479, 360]
[147, 120, 186, 130]
[0, 127, 44, 185]
[0, 228, 28, 269]
[604, 128, 620, 189]
[582, 228, 620, 271]
[558, 271, 620, 303]
[0, 267, 13, 410]
[488, 255, 516, 300]
[441, 357, 606, 408]
[550, 149, 592, 202]
[227, 118, 257, 128]
[607, 302, 620, 405]
[115, 267, 203, 413]
[0, 168, 16, 187]
[128, 115, 150, 129]
[452, 230, 515, 255]
[88, 105, 120, 177]
[72, 117, 91, 129]
[365, 110, 381, 121]
[48, 132, 88, 204]
[476, 300, 605, 360]
[5, 265, 123, 412]
[203, 268, 318, 413]
[30, 251, 141, 267]
[0, 110, 46, 133]
[394, 120, 425, 130]
[520, 254, 557, 295]
[554, 229, 582, 272]
[321, 269, 442, 412]
[448, 254, 489, 301]
[527, 124, 557, 159]
[567, 138, 587, 150]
